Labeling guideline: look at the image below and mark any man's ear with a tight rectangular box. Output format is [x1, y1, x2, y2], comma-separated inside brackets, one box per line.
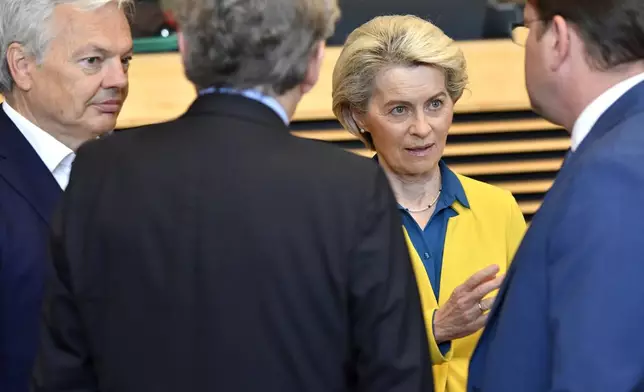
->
[178, 31, 186, 56]
[6, 42, 35, 91]
[300, 41, 325, 95]
[547, 15, 571, 72]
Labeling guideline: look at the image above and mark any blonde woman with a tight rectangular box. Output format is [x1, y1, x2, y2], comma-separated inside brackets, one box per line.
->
[332, 15, 527, 392]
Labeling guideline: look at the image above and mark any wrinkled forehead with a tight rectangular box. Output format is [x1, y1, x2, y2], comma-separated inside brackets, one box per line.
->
[48, 2, 132, 57]
[371, 65, 448, 103]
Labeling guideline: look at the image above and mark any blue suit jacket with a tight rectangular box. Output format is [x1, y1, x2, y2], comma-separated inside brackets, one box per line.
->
[468, 80, 644, 392]
[0, 109, 61, 392]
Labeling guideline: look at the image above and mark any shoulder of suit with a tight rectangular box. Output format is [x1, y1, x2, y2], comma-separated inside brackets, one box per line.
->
[572, 111, 644, 177]
[599, 110, 644, 151]
[112, 120, 382, 177]
[74, 126, 138, 171]
[84, 122, 155, 154]
[285, 133, 380, 171]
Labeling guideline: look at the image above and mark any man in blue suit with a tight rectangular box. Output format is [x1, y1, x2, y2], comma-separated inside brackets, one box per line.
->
[468, 0, 644, 391]
[0, 1, 132, 390]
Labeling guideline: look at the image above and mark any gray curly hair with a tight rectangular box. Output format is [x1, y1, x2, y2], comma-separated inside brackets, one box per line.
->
[175, 0, 340, 96]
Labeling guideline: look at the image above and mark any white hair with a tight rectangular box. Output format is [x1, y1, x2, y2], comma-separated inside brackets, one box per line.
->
[0, 0, 133, 94]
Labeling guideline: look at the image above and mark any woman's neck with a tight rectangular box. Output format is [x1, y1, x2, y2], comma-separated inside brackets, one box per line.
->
[380, 161, 442, 211]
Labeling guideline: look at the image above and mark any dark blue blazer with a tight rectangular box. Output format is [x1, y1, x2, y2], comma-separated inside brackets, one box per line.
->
[468, 80, 644, 392]
[0, 108, 61, 392]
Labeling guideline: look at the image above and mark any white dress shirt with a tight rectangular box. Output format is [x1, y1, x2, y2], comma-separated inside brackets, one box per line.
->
[2, 102, 75, 190]
[571, 72, 644, 152]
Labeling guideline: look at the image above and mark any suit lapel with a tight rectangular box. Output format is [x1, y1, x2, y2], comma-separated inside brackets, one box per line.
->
[0, 109, 62, 224]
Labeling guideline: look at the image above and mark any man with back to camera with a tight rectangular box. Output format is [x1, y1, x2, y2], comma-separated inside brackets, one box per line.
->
[32, 0, 433, 391]
[469, 0, 644, 391]
[0, 0, 132, 390]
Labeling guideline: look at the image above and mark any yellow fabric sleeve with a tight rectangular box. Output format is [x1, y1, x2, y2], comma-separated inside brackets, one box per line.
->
[505, 192, 527, 266]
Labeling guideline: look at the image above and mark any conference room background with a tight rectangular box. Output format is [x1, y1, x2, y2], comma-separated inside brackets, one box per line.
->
[0, 0, 566, 222]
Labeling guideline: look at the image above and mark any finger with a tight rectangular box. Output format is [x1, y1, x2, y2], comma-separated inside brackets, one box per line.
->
[472, 274, 505, 300]
[473, 312, 489, 330]
[461, 264, 501, 291]
[464, 312, 489, 336]
[462, 304, 486, 325]
[452, 308, 489, 340]
[479, 296, 496, 312]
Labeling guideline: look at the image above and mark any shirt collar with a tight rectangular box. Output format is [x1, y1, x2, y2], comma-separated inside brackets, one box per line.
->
[2, 101, 74, 175]
[371, 155, 470, 210]
[439, 160, 469, 209]
[571, 72, 644, 152]
[198, 87, 290, 125]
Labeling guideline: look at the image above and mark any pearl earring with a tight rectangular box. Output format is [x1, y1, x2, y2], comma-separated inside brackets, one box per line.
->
[359, 128, 365, 134]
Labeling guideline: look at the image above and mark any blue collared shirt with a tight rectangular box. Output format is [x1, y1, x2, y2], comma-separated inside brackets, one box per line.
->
[198, 87, 289, 125]
[373, 157, 469, 354]
[399, 160, 470, 300]
[398, 160, 469, 354]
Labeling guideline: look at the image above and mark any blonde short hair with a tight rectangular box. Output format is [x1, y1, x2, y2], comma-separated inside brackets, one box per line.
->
[332, 15, 468, 150]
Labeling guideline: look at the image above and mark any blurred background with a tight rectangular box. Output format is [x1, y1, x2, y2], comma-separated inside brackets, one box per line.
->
[129, 0, 523, 50]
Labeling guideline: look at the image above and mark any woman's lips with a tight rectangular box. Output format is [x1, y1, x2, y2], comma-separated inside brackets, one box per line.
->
[405, 143, 435, 157]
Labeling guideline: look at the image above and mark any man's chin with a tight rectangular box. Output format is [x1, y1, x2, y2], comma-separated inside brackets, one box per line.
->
[86, 117, 118, 138]
[529, 100, 564, 129]
[528, 94, 551, 120]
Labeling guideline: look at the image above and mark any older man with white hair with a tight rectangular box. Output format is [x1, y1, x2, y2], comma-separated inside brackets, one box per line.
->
[0, 0, 132, 390]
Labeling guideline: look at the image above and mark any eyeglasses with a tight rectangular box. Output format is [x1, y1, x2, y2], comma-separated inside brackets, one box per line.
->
[511, 19, 542, 47]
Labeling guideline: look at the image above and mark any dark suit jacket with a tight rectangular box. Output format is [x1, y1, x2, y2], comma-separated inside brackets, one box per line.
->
[32, 93, 433, 392]
[0, 108, 62, 392]
[468, 81, 644, 391]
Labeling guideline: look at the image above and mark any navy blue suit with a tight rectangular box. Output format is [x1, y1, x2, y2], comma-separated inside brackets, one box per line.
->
[469, 80, 644, 392]
[0, 108, 61, 392]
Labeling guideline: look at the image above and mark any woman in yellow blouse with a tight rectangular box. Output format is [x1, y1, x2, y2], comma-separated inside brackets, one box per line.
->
[332, 15, 527, 392]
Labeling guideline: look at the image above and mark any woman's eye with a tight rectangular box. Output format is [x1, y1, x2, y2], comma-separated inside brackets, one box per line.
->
[429, 99, 443, 110]
[390, 106, 406, 115]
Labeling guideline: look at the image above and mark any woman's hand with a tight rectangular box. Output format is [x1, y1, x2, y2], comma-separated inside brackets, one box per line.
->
[433, 265, 504, 344]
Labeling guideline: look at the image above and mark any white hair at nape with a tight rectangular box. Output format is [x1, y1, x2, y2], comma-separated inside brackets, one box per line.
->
[0, 0, 133, 94]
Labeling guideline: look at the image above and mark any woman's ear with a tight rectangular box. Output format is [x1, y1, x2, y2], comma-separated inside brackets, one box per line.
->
[349, 108, 366, 133]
